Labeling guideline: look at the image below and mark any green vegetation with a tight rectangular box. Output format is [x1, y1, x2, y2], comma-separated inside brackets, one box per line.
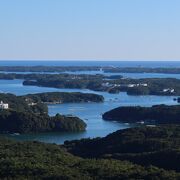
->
[102, 105, 180, 124]
[0, 92, 103, 112]
[21, 76, 180, 96]
[21, 75, 180, 96]
[22, 74, 105, 91]
[0, 110, 86, 133]
[0, 66, 101, 72]
[64, 125, 180, 173]
[0, 91, 180, 178]
[0, 93, 48, 114]
[1, 73, 180, 95]
[0, 93, 87, 133]
[0, 73, 106, 91]
[22, 92, 104, 104]
[0, 135, 179, 179]
[109, 78, 180, 95]
[104, 67, 180, 74]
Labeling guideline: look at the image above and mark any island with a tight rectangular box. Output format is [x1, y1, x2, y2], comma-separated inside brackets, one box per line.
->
[20, 75, 180, 96]
[22, 92, 104, 104]
[21, 75, 180, 96]
[102, 104, 180, 124]
[1, 73, 180, 96]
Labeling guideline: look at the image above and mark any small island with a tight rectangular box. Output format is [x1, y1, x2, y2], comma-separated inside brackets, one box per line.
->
[102, 104, 180, 124]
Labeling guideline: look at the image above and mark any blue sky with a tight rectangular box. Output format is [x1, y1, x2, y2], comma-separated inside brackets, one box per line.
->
[0, 0, 180, 60]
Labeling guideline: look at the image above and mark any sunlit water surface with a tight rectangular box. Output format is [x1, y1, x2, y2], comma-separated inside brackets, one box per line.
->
[0, 79, 178, 144]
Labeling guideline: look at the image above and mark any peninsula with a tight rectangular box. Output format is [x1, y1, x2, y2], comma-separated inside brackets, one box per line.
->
[0, 93, 89, 133]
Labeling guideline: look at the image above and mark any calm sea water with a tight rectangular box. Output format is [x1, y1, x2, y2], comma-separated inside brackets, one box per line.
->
[0, 61, 179, 144]
[0, 79, 178, 144]
[1, 61, 180, 79]
[64, 71, 180, 79]
[0, 60, 180, 67]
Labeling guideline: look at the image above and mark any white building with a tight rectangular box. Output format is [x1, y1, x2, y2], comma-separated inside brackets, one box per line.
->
[127, 84, 136, 88]
[163, 88, 175, 93]
[102, 82, 112, 87]
[140, 83, 148, 87]
[0, 101, 9, 109]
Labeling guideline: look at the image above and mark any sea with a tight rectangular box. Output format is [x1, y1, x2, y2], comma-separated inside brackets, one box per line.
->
[0, 60, 180, 144]
[1, 60, 180, 67]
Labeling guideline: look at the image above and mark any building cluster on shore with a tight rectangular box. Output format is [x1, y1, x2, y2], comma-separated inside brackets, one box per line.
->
[163, 88, 175, 93]
[102, 82, 148, 88]
[0, 101, 9, 109]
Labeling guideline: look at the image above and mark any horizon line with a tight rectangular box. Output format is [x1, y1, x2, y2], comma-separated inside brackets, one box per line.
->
[1, 59, 180, 62]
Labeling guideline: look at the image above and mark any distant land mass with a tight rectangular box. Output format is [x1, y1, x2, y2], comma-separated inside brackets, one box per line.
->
[1, 65, 180, 74]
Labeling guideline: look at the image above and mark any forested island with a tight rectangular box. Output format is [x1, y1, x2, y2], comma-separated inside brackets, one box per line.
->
[103, 104, 180, 124]
[23, 76, 180, 96]
[22, 92, 104, 104]
[107, 78, 180, 95]
[1, 73, 180, 96]
[0, 126, 180, 179]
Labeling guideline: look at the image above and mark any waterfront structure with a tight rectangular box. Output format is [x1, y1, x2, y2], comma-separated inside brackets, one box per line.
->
[0, 101, 9, 109]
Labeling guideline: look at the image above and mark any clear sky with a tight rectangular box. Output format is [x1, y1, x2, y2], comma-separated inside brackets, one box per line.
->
[0, 0, 180, 61]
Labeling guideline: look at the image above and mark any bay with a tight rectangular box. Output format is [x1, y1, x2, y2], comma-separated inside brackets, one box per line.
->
[0, 79, 178, 144]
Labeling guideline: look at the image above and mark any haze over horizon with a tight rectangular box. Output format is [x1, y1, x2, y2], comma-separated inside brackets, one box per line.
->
[0, 0, 180, 61]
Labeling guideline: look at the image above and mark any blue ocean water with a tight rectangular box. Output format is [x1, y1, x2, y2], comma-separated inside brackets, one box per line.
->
[0, 60, 180, 144]
[0, 60, 180, 67]
[0, 79, 178, 144]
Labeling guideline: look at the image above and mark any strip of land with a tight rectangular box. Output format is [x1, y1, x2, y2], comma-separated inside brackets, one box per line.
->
[0, 73, 180, 95]
[1, 66, 180, 74]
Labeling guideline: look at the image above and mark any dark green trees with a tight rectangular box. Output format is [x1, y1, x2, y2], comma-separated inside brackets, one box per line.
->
[0, 110, 86, 133]
[103, 105, 180, 124]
